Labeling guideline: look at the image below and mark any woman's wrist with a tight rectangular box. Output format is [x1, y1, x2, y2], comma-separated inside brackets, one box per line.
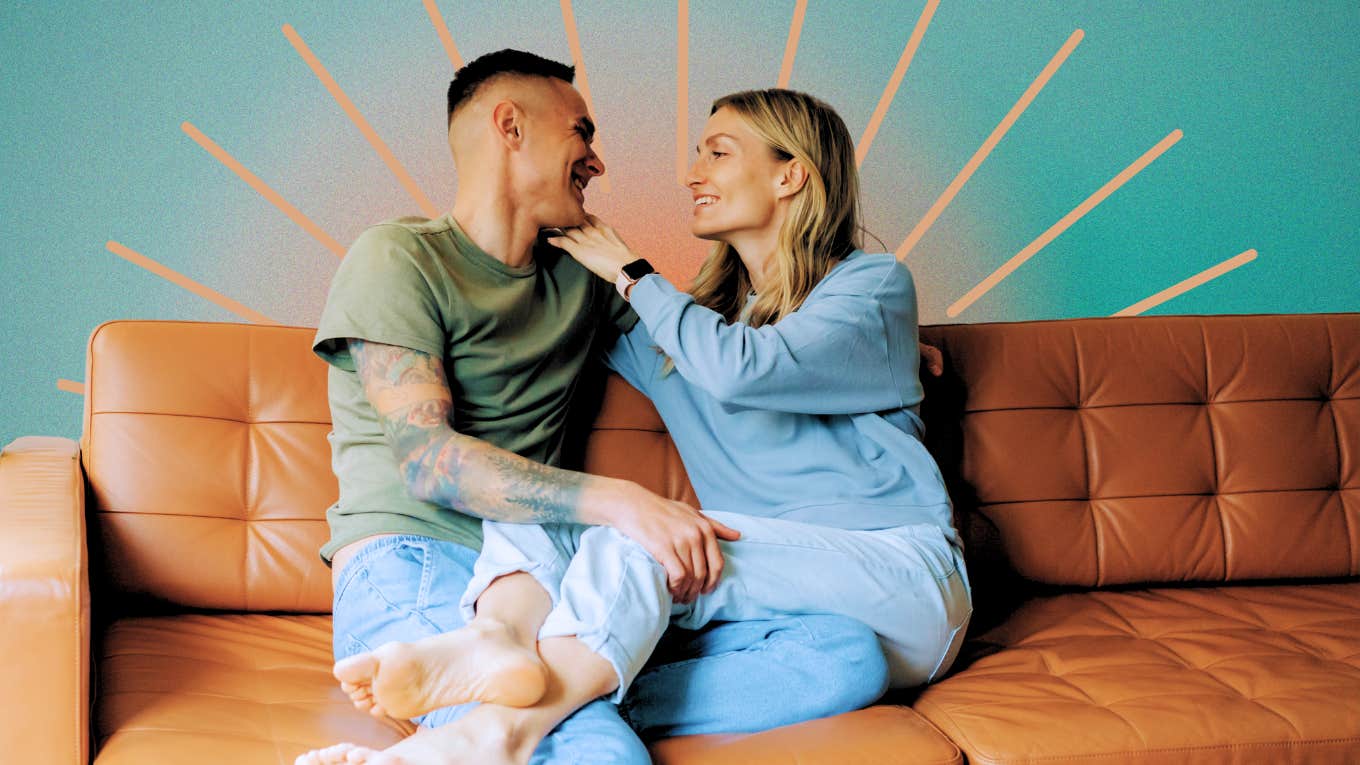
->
[615, 259, 657, 301]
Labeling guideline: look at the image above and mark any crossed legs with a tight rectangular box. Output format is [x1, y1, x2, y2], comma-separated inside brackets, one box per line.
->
[299, 519, 919, 764]
[295, 534, 644, 765]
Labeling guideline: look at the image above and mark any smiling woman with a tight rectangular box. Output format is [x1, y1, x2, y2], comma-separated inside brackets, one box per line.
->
[684, 89, 862, 328]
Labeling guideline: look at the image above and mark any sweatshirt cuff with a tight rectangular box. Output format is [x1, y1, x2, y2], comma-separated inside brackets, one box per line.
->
[627, 272, 686, 327]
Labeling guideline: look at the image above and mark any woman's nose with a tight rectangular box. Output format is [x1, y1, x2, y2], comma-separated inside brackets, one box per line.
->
[685, 159, 702, 188]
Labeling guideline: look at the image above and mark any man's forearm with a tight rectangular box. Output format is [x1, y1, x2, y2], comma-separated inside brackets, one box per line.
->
[350, 337, 615, 526]
[399, 426, 603, 525]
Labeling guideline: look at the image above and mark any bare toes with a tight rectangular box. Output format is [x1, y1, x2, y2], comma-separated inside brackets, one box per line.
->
[344, 747, 381, 764]
[296, 742, 358, 765]
[335, 653, 380, 685]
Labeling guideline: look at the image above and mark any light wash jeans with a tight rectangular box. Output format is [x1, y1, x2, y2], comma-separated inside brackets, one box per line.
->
[332, 534, 890, 764]
[467, 511, 973, 703]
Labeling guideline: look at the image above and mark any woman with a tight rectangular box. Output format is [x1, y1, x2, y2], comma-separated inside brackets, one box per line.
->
[331, 88, 970, 764]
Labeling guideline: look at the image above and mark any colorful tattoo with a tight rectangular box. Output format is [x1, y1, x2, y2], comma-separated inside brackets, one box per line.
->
[349, 338, 587, 524]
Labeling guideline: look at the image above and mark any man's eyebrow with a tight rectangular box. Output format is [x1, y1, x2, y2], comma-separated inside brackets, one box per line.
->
[577, 117, 596, 141]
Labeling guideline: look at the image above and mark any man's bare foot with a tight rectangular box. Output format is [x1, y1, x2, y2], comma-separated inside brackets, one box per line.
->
[343, 707, 535, 765]
[334, 621, 547, 720]
[293, 741, 360, 765]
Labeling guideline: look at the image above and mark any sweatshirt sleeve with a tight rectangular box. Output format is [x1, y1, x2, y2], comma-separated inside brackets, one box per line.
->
[602, 320, 661, 396]
[626, 253, 922, 414]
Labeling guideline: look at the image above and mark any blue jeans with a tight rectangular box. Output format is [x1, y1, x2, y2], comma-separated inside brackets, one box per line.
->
[332, 534, 890, 763]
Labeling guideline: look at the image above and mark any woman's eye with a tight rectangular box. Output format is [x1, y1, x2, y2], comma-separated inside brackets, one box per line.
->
[711, 151, 726, 158]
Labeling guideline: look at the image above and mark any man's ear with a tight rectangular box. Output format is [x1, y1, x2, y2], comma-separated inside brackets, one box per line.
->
[492, 100, 524, 148]
[775, 159, 809, 200]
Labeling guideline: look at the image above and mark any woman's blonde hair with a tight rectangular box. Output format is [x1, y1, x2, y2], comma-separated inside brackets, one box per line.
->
[688, 89, 863, 328]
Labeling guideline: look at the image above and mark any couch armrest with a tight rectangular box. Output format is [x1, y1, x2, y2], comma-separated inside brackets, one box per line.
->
[0, 437, 90, 765]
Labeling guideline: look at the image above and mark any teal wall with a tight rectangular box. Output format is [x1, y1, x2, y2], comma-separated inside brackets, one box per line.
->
[2, 1, 1357, 446]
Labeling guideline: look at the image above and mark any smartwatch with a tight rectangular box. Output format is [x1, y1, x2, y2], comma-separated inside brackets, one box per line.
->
[615, 258, 656, 301]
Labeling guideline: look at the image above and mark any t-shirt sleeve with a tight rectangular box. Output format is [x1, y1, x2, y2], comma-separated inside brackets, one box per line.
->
[313, 225, 446, 371]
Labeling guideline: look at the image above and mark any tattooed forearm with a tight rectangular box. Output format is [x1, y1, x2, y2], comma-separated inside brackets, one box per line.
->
[349, 338, 592, 524]
[485, 450, 588, 521]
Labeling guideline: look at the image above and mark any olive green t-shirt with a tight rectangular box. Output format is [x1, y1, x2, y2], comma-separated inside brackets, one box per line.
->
[312, 214, 635, 563]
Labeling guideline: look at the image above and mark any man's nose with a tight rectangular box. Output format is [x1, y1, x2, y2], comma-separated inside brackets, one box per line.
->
[584, 148, 604, 177]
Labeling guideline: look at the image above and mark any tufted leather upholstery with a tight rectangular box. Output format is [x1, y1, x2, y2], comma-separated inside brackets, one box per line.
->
[914, 582, 1360, 764]
[2, 313, 1357, 764]
[917, 315, 1359, 589]
[82, 321, 335, 613]
[95, 614, 411, 763]
[912, 314, 1360, 764]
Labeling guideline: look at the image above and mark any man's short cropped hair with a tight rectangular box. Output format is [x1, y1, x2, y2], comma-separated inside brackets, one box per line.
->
[446, 49, 576, 125]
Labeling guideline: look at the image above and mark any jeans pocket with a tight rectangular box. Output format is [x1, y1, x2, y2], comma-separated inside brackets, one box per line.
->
[926, 565, 973, 683]
[362, 539, 434, 613]
[338, 632, 370, 661]
[887, 524, 958, 582]
[926, 621, 967, 683]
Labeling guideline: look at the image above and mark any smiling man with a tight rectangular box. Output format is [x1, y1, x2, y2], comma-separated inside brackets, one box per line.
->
[297, 50, 889, 765]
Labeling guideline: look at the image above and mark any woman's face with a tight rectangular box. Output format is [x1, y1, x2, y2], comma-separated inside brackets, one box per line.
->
[686, 106, 789, 245]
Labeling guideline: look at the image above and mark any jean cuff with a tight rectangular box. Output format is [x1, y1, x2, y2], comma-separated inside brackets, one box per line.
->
[458, 557, 567, 623]
[540, 613, 641, 704]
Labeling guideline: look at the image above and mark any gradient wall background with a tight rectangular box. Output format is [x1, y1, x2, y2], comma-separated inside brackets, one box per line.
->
[2, 1, 1357, 447]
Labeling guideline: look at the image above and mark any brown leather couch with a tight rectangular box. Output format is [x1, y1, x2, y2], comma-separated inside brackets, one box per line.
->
[2, 313, 1356, 764]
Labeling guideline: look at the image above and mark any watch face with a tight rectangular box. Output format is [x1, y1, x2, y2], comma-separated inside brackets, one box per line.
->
[622, 259, 655, 280]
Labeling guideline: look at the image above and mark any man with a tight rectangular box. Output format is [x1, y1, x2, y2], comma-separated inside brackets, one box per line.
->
[296, 50, 890, 765]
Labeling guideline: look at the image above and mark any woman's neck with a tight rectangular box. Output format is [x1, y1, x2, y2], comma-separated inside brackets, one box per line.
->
[729, 236, 777, 294]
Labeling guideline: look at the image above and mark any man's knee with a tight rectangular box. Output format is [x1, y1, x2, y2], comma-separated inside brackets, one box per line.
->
[791, 614, 890, 713]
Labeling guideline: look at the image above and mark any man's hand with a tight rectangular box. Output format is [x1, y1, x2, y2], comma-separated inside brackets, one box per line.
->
[583, 480, 741, 604]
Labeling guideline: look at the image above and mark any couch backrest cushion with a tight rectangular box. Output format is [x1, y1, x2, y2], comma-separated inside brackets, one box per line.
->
[81, 320, 694, 614]
[918, 314, 1359, 588]
[83, 314, 1357, 612]
[83, 321, 335, 612]
[580, 375, 699, 506]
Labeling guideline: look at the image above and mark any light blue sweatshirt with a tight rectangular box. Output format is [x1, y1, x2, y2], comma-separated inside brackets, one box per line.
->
[605, 251, 954, 535]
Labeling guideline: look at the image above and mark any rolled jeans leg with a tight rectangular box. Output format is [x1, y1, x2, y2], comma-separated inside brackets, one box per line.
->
[537, 525, 672, 703]
[458, 520, 577, 622]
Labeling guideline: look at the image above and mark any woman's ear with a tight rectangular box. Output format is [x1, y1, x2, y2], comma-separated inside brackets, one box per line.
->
[775, 159, 809, 199]
[493, 100, 524, 148]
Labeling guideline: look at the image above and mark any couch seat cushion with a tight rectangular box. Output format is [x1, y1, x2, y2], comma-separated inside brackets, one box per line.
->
[94, 614, 411, 764]
[650, 705, 961, 764]
[915, 582, 1360, 764]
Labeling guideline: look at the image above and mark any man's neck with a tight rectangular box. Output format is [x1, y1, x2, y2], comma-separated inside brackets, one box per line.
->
[450, 190, 539, 269]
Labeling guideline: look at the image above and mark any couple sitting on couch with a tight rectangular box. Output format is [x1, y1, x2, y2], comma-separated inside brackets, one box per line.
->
[298, 49, 972, 765]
